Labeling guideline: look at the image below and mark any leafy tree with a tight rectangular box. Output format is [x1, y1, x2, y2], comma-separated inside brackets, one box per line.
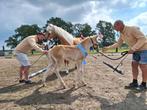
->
[5, 35, 20, 49]
[72, 23, 96, 37]
[96, 20, 115, 46]
[15, 24, 41, 40]
[5, 24, 41, 49]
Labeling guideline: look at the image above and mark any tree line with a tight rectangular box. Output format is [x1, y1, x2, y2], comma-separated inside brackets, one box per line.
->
[5, 17, 116, 49]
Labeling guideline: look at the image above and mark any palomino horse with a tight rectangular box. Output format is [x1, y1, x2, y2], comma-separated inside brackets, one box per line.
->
[46, 24, 76, 45]
[42, 35, 101, 89]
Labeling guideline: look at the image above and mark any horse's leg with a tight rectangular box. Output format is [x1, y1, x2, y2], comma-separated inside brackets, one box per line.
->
[42, 63, 55, 87]
[75, 61, 86, 88]
[64, 60, 69, 74]
[42, 55, 56, 87]
[55, 59, 68, 89]
[55, 68, 68, 89]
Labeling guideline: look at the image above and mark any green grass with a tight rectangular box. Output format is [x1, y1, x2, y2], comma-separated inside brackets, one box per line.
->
[89, 48, 129, 54]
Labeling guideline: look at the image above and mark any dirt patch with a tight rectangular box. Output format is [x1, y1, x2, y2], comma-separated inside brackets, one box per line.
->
[0, 54, 146, 110]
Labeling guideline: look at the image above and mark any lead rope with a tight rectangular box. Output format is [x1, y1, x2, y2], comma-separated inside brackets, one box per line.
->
[31, 53, 45, 66]
[89, 35, 128, 74]
[98, 51, 128, 60]
[103, 53, 128, 75]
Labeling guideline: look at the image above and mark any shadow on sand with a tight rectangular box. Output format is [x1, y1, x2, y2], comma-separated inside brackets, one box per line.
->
[0, 83, 146, 110]
[0, 67, 76, 94]
[15, 86, 81, 106]
[87, 90, 147, 110]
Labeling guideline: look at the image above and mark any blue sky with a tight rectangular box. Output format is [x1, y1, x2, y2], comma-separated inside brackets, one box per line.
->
[0, 0, 147, 49]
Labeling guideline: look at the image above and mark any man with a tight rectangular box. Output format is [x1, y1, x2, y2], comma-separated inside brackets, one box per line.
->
[103, 20, 147, 91]
[14, 33, 48, 84]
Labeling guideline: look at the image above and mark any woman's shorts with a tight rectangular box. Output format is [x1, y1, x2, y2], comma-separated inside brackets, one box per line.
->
[132, 50, 147, 64]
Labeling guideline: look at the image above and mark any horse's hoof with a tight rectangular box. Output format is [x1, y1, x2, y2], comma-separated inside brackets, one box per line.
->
[81, 81, 86, 87]
[73, 84, 78, 89]
[66, 70, 69, 74]
[64, 86, 69, 89]
[42, 83, 46, 87]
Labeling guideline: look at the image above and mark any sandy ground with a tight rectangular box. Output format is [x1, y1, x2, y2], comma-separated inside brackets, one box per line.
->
[0, 54, 146, 110]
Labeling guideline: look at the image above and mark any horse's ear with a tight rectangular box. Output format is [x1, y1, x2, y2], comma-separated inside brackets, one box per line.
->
[47, 24, 54, 33]
[48, 23, 53, 27]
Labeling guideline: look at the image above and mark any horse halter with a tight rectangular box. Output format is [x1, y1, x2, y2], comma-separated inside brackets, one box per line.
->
[89, 35, 100, 50]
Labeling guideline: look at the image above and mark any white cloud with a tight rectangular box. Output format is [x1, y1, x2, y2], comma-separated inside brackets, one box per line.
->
[55, 3, 83, 17]
[131, 0, 147, 8]
[81, 1, 113, 28]
[128, 12, 147, 34]
[0, 0, 147, 37]
[0, 0, 44, 30]
[111, 0, 128, 5]
[129, 12, 147, 25]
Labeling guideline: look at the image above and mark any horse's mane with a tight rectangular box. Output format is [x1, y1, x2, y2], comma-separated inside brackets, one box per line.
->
[53, 25, 74, 44]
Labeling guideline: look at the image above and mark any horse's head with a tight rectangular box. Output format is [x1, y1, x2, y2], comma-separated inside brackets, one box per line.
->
[89, 34, 103, 50]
